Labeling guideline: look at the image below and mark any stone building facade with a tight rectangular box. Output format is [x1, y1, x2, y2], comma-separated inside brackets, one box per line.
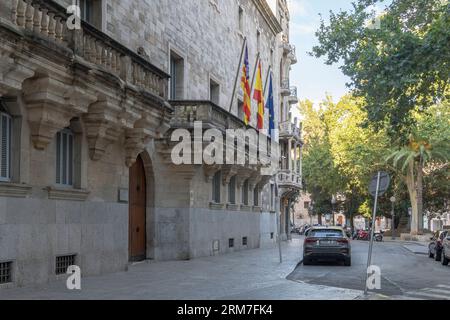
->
[0, 0, 300, 288]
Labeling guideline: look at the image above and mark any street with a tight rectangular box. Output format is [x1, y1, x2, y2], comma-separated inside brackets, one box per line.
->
[288, 236, 450, 300]
[1, 235, 449, 300]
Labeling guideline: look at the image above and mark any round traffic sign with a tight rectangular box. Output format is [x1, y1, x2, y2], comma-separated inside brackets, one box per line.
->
[369, 171, 390, 197]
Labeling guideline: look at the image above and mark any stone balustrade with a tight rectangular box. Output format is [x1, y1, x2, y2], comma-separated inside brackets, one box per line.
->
[278, 170, 302, 189]
[279, 120, 301, 140]
[10, 0, 168, 98]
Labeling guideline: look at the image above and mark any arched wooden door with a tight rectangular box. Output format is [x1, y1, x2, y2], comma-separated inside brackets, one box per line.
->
[129, 155, 146, 262]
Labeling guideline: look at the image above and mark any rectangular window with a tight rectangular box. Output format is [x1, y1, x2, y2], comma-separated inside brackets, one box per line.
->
[238, 6, 244, 32]
[212, 171, 221, 203]
[79, 0, 102, 29]
[56, 129, 74, 186]
[209, 78, 220, 105]
[170, 51, 184, 100]
[253, 188, 259, 206]
[270, 184, 274, 210]
[229, 238, 234, 248]
[304, 201, 310, 209]
[228, 176, 236, 204]
[242, 237, 248, 246]
[0, 112, 11, 182]
[242, 179, 249, 205]
[56, 255, 76, 275]
[270, 232, 274, 239]
[0, 261, 12, 284]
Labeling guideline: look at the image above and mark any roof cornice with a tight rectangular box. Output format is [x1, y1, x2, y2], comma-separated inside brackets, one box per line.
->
[252, 0, 283, 36]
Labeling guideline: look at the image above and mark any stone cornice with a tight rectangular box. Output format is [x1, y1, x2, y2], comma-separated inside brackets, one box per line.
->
[252, 0, 283, 36]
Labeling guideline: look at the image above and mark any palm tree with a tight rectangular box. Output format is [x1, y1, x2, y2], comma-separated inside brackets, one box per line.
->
[387, 134, 449, 235]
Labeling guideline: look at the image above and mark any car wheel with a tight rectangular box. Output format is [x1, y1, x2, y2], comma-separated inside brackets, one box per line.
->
[435, 249, 442, 262]
[344, 258, 351, 267]
[442, 250, 449, 266]
[429, 249, 434, 258]
[303, 257, 312, 266]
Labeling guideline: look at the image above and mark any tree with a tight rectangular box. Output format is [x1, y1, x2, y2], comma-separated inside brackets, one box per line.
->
[311, 0, 450, 143]
[386, 103, 450, 234]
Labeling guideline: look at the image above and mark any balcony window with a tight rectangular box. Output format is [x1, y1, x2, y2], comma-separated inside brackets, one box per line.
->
[210, 78, 220, 105]
[228, 176, 236, 204]
[242, 179, 249, 205]
[253, 187, 259, 206]
[80, 0, 102, 29]
[170, 51, 185, 100]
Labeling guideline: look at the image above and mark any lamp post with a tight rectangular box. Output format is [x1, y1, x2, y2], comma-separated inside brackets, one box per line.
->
[331, 196, 337, 226]
[390, 196, 396, 240]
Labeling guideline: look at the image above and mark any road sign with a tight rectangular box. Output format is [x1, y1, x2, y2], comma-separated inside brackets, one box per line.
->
[369, 171, 390, 197]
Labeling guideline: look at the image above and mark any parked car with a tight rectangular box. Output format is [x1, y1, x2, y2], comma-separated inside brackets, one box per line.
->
[303, 227, 351, 266]
[428, 230, 448, 261]
[441, 232, 450, 266]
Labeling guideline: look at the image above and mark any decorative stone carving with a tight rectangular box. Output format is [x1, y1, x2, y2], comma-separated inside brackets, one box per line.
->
[0, 48, 35, 96]
[22, 75, 93, 150]
[83, 96, 122, 161]
[204, 165, 222, 182]
[221, 166, 238, 185]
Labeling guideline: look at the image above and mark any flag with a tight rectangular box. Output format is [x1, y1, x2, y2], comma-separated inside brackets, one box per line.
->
[240, 46, 251, 125]
[266, 72, 275, 137]
[253, 60, 265, 130]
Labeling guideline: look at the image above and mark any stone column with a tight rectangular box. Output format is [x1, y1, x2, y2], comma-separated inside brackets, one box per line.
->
[287, 138, 292, 172]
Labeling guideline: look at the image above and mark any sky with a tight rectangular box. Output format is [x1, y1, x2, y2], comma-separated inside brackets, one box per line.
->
[287, 0, 357, 106]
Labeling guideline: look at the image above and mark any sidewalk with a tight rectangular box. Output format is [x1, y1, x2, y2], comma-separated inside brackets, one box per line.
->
[0, 238, 361, 300]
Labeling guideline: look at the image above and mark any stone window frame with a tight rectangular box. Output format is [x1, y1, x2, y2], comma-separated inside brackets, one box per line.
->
[80, 0, 106, 31]
[0, 104, 11, 182]
[208, 74, 221, 106]
[168, 45, 187, 100]
[212, 170, 221, 204]
[228, 175, 236, 205]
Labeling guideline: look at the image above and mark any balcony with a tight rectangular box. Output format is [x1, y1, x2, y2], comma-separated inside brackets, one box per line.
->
[279, 120, 302, 141]
[280, 79, 290, 96]
[277, 170, 302, 192]
[8, 0, 168, 98]
[288, 86, 298, 104]
[288, 45, 298, 65]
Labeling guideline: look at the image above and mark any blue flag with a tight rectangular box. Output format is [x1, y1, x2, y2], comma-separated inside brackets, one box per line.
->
[266, 73, 275, 138]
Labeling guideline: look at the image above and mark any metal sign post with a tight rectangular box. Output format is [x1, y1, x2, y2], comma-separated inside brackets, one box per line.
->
[365, 171, 390, 295]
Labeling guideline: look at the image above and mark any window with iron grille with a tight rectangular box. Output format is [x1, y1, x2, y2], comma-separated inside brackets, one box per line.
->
[0, 108, 11, 182]
[56, 129, 74, 186]
[56, 255, 76, 275]
[242, 237, 248, 246]
[270, 232, 274, 239]
[229, 238, 234, 248]
[0, 261, 12, 284]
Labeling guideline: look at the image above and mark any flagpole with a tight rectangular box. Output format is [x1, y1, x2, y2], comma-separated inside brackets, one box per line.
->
[250, 52, 261, 94]
[228, 37, 247, 114]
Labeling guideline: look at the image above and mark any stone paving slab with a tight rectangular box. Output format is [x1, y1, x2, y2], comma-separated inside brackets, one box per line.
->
[402, 244, 429, 255]
[0, 237, 362, 300]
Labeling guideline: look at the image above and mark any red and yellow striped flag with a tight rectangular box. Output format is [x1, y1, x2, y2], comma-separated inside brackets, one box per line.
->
[253, 60, 265, 130]
[240, 46, 251, 125]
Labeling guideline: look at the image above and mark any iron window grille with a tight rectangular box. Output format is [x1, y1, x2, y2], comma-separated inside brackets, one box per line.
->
[56, 129, 74, 186]
[0, 261, 12, 284]
[229, 238, 234, 248]
[56, 255, 76, 275]
[0, 107, 11, 182]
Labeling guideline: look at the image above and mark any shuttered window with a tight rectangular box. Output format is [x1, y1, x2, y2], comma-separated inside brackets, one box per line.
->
[56, 129, 74, 186]
[0, 112, 11, 182]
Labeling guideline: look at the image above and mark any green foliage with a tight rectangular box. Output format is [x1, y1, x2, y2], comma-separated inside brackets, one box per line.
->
[311, 0, 450, 143]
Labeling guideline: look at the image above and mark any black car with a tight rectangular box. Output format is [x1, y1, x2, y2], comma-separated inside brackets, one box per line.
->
[428, 230, 448, 261]
[303, 227, 351, 266]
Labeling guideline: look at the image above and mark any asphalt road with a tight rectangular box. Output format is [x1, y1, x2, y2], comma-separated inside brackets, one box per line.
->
[287, 238, 450, 300]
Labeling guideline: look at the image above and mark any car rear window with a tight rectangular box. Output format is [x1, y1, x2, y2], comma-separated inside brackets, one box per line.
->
[309, 229, 344, 238]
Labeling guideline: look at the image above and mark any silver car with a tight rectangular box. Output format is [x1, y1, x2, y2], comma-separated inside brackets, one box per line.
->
[303, 227, 351, 266]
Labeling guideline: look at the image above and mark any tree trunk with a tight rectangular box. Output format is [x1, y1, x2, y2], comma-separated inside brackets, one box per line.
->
[417, 159, 424, 234]
[405, 160, 420, 235]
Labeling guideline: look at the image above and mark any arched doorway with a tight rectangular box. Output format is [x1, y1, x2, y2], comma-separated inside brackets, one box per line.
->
[129, 154, 147, 262]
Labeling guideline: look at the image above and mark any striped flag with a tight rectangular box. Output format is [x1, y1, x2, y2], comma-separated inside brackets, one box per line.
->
[240, 46, 251, 125]
[253, 60, 265, 130]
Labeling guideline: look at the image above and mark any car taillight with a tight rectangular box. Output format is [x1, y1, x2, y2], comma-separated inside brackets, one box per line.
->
[337, 239, 349, 244]
[305, 238, 317, 244]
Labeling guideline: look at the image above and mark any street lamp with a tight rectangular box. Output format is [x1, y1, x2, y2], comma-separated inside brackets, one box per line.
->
[390, 196, 396, 240]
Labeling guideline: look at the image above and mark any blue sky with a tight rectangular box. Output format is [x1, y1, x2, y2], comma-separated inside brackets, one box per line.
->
[287, 0, 356, 105]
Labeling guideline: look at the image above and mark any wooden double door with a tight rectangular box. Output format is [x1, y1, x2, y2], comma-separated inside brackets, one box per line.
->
[129, 155, 147, 262]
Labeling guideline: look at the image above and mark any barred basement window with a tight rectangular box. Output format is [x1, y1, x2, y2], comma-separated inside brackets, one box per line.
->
[56, 255, 76, 275]
[242, 237, 248, 246]
[270, 232, 274, 239]
[0, 261, 12, 284]
[0, 109, 11, 182]
[56, 129, 74, 186]
[229, 238, 234, 248]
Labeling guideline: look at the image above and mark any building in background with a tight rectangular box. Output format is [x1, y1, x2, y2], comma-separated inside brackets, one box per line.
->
[0, 0, 299, 288]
